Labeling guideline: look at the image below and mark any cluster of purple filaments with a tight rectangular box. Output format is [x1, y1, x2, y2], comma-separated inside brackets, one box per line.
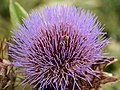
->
[9, 5, 109, 90]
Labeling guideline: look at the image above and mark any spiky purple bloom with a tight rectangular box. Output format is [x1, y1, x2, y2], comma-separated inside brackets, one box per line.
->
[9, 5, 115, 90]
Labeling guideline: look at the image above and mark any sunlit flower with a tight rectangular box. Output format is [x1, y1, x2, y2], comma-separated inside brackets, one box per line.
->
[9, 5, 117, 90]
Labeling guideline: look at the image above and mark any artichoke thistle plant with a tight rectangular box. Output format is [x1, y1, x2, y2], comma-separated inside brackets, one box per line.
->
[9, 5, 117, 90]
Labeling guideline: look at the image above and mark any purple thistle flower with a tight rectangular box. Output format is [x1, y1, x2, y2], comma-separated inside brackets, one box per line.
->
[9, 5, 116, 90]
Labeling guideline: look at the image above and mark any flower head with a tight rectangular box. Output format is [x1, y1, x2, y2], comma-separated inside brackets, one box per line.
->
[9, 5, 116, 90]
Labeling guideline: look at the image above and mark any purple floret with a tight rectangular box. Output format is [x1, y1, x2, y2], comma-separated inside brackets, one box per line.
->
[9, 5, 109, 90]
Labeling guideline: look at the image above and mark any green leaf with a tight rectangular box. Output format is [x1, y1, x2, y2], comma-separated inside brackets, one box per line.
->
[14, 1, 28, 23]
[9, 0, 20, 28]
[9, 0, 28, 28]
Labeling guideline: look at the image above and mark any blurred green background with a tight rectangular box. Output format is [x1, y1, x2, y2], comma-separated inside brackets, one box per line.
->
[0, 0, 120, 90]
